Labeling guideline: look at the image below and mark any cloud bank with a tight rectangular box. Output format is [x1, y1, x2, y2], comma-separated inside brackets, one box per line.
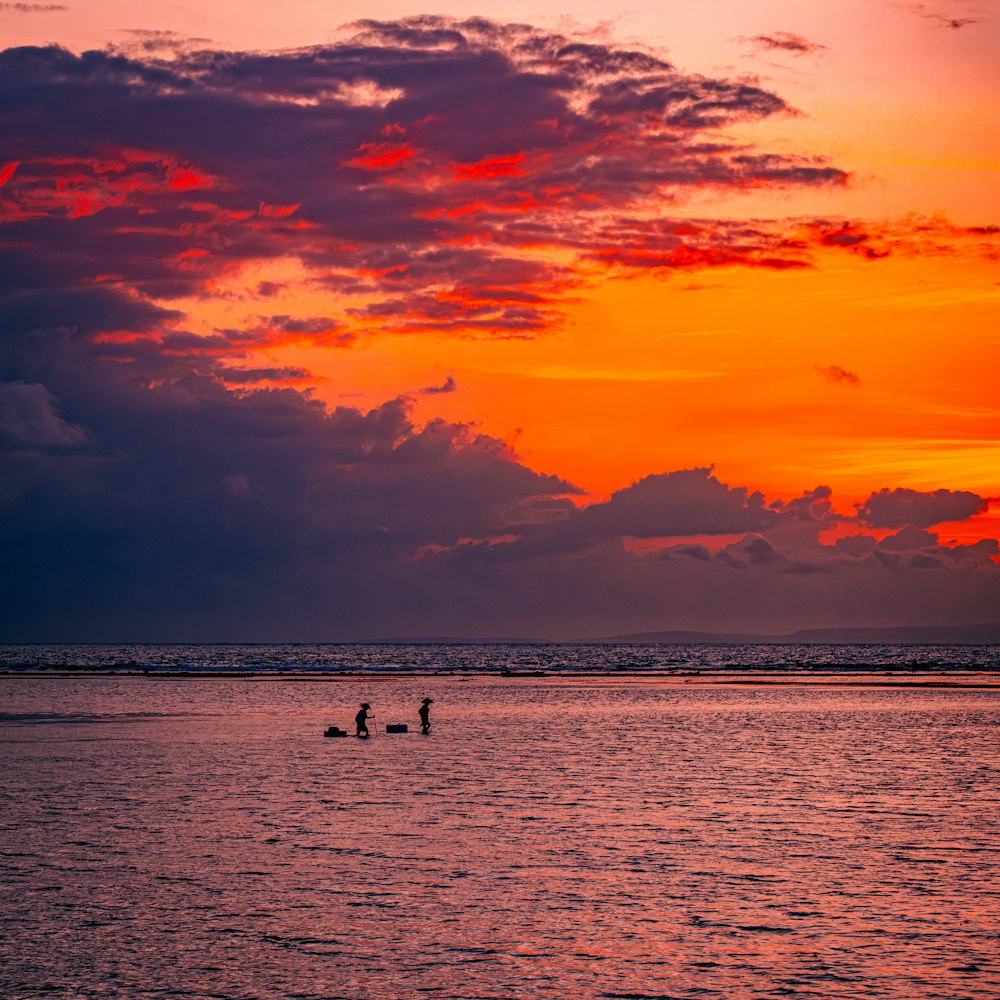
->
[1, 19, 998, 639]
[2, 346, 997, 639]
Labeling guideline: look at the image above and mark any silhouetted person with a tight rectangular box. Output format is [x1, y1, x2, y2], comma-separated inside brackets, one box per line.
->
[356, 702, 371, 738]
[419, 697, 433, 735]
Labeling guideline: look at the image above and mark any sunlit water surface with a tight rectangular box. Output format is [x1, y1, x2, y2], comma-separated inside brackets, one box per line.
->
[2, 678, 998, 999]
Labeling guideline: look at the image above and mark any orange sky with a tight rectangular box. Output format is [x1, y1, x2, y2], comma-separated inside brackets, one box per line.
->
[4, 0, 998, 514]
[3, 2, 1000, 640]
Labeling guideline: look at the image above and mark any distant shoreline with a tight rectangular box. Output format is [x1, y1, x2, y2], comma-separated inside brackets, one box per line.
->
[4, 624, 1000, 645]
[3, 669, 999, 689]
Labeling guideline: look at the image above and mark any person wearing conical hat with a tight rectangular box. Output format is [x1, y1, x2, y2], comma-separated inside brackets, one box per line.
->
[418, 697, 433, 735]
[355, 702, 371, 738]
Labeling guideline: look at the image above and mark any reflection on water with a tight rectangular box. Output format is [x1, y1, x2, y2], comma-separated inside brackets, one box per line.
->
[2, 679, 999, 999]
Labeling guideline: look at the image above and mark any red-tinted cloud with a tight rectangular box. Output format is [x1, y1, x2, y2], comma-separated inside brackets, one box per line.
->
[0, 19, 857, 350]
[816, 364, 861, 385]
[3, 21, 993, 356]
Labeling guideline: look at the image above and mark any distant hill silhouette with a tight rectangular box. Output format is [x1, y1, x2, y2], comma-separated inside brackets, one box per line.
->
[591, 622, 1000, 645]
[368, 623, 1000, 644]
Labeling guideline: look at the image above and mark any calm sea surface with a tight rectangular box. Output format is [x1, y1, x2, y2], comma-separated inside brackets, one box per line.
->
[2, 676, 999, 999]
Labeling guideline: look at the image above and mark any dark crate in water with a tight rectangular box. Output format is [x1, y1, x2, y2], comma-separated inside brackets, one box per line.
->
[385, 724, 408, 734]
[324, 727, 348, 737]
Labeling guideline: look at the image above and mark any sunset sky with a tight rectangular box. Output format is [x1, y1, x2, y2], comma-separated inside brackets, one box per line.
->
[1, 0, 998, 639]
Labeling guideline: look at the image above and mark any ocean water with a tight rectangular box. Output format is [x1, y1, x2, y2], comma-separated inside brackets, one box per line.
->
[2, 641, 999, 672]
[2, 676, 998, 999]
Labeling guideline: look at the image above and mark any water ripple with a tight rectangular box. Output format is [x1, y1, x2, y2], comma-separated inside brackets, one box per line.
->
[1, 679, 998, 999]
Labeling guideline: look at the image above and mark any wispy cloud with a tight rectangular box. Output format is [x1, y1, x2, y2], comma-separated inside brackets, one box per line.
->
[816, 364, 861, 386]
[742, 31, 827, 56]
[900, 3, 986, 29]
[111, 29, 214, 55]
[419, 374, 457, 395]
[0, 3, 66, 12]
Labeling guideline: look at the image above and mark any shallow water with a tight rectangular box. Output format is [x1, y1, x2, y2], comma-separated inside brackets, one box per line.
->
[2, 678, 999, 999]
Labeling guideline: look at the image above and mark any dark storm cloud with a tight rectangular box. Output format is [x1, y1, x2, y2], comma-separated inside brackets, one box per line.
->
[584, 469, 778, 538]
[718, 534, 781, 567]
[857, 487, 988, 529]
[2, 346, 998, 639]
[876, 526, 940, 552]
[0, 285, 182, 344]
[0, 348, 579, 637]
[0, 381, 88, 448]
[469, 468, 781, 561]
